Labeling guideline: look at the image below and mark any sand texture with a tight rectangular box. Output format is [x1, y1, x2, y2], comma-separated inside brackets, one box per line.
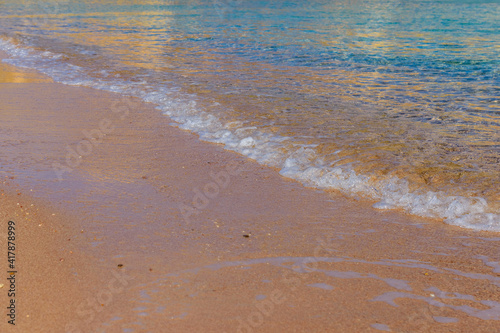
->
[0, 53, 499, 332]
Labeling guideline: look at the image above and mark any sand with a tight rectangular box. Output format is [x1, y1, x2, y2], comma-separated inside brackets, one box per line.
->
[0, 52, 499, 332]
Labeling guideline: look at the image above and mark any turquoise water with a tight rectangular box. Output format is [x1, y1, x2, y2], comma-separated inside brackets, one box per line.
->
[0, 0, 499, 230]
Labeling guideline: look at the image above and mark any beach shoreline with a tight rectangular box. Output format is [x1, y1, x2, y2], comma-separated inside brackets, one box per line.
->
[1, 55, 499, 332]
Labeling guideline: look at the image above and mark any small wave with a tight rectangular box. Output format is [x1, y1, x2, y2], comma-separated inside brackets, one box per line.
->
[1, 36, 498, 232]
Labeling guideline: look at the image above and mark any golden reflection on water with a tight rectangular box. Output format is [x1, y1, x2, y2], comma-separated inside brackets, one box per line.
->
[0, 62, 52, 83]
[1, 2, 498, 209]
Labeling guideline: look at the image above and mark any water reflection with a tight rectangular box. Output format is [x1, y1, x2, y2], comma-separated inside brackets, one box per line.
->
[0, 0, 498, 223]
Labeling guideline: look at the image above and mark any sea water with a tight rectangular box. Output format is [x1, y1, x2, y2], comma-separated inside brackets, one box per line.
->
[0, 0, 498, 231]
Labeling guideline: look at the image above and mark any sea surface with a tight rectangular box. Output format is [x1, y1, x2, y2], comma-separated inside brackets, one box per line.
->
[0, 0, 498, 231]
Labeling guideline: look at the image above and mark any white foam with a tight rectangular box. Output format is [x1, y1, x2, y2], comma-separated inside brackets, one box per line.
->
[1, 36, 498, 232]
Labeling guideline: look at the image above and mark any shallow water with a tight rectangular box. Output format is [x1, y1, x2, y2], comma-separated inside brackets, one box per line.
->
[0, 0, 498, 230]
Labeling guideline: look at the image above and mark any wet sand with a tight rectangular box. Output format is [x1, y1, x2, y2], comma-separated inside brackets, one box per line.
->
[0, 53, 499, 332]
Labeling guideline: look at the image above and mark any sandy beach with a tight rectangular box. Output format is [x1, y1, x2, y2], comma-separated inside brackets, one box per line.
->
[1, 52, 499, 333]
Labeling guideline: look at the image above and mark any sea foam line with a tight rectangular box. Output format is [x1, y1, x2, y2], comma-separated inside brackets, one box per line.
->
[0, 36, 498, 232]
